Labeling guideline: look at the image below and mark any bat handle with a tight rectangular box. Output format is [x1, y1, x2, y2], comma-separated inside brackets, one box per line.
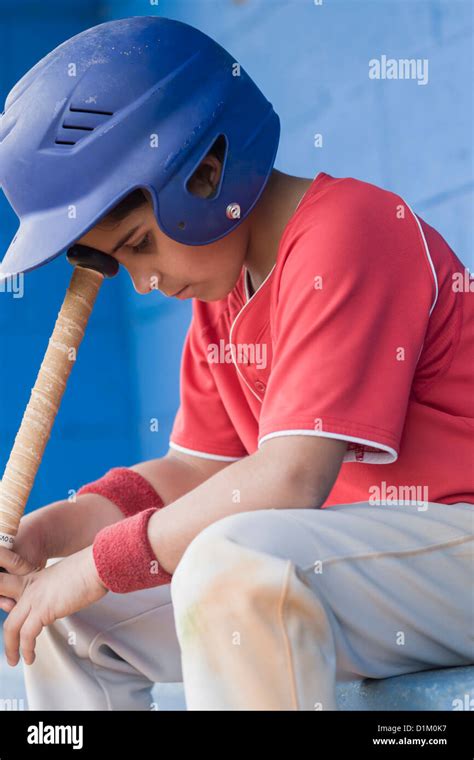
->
[0, 531, 16, 572]
[0, 264, 108, 555]
[0, 251, 117, 576]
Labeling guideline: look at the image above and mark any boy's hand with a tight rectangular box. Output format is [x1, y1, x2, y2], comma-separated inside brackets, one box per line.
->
[0, 547, 39, 611]
[1, 546, 108, 666]
[0, 512, 56, 609]
[0, 519, 49, 572]
[0, 493, 124, 609]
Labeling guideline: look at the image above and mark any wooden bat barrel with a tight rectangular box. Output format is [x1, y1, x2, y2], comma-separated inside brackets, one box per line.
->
[0, 266, 104, 550]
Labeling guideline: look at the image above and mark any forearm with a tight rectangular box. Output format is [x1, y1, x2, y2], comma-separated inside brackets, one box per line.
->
[21, 495, 124, 558]
[24, 453, 223, 559]
[147, 446, 323, 575]
[129, 452, 226, 505]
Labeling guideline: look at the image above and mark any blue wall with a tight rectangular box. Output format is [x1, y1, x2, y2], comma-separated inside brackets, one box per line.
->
[0, 0, 149, 508]
[0, 0, 472, 513]
[161, 0, 473, 266]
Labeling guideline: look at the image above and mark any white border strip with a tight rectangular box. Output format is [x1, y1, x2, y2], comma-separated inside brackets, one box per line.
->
[404, 201, 439, 316]
[169, 441, 243, 462]
[229, 263, 277, 402]
[244, 268, 251, 302]
[258, 429, 398, 464]
[234, 174, 324, 398]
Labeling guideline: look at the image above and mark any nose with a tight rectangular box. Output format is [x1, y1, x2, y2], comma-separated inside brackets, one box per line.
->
[132, 271, 160, 295]
[131, 276, 150, 295]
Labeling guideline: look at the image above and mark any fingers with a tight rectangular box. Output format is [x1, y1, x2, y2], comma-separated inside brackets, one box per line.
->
[19, 615, 43, 666]
[0, 570, 23, 601]
[3, 602, 30, 666]
[0, 547, 35, 575]
[0, 596, 16, 613]
[3, 597, 43, 666]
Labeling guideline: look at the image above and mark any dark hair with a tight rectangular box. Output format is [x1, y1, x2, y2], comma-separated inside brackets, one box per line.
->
[102, 188, 148, 224]
[101, 134, 227, 224]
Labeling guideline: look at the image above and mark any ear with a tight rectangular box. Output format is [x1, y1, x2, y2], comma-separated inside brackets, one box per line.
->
[187, 154, 222, 198]
[141, 188, 154, 206]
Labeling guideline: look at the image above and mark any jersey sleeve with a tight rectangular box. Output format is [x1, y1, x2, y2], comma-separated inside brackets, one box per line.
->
[169, 301, 248, 461]
[259, 182, 437, 463]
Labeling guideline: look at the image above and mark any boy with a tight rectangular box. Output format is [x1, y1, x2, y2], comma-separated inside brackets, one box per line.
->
[0, 16, 472, 711]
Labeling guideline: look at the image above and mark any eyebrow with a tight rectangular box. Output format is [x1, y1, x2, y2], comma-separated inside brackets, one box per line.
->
[110, 225, 141, 254]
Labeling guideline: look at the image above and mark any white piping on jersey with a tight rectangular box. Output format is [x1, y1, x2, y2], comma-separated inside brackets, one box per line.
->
[231, 178, 317, 398]
[169, 441, 243, 462]
[258, 429, 398, 464]
[402, 200, 439, 368]
[229, 262, 277, 403]
[404, 200, 439, 316]
[244, 268, 251, 301]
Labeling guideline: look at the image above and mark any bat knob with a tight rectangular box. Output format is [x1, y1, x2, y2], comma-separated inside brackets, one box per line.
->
[66, 245, 120, 278]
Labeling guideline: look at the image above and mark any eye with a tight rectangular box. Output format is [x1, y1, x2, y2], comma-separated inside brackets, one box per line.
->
[130, 232, 151, 253]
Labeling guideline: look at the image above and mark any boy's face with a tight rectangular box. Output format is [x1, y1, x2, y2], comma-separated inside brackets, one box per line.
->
[76, 190, 250, 303]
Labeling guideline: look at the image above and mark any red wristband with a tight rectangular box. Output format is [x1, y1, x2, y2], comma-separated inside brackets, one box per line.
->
[93, 507, 172, 593]
[77, 467, 164, 518]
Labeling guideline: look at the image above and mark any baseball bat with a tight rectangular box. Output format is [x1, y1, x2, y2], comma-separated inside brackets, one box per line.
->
[0, 247, 117, 558]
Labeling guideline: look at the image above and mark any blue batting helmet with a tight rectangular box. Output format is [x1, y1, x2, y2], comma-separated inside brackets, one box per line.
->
[0, 15, 280, 278]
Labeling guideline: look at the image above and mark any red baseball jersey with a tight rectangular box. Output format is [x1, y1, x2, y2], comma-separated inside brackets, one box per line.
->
[170, 172, 474, 507]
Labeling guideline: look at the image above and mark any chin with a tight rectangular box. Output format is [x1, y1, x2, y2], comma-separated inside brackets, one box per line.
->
[203, 285, 234, 302]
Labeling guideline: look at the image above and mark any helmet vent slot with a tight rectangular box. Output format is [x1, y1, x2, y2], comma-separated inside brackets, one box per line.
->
[62, 124, 94, 131]
[54, 106, 115, 146]
[69, 107, 114, 116]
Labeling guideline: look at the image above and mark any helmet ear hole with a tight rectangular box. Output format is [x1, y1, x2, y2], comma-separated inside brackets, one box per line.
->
[186, 133, 227, 199]
[178, 221, 186, 230]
